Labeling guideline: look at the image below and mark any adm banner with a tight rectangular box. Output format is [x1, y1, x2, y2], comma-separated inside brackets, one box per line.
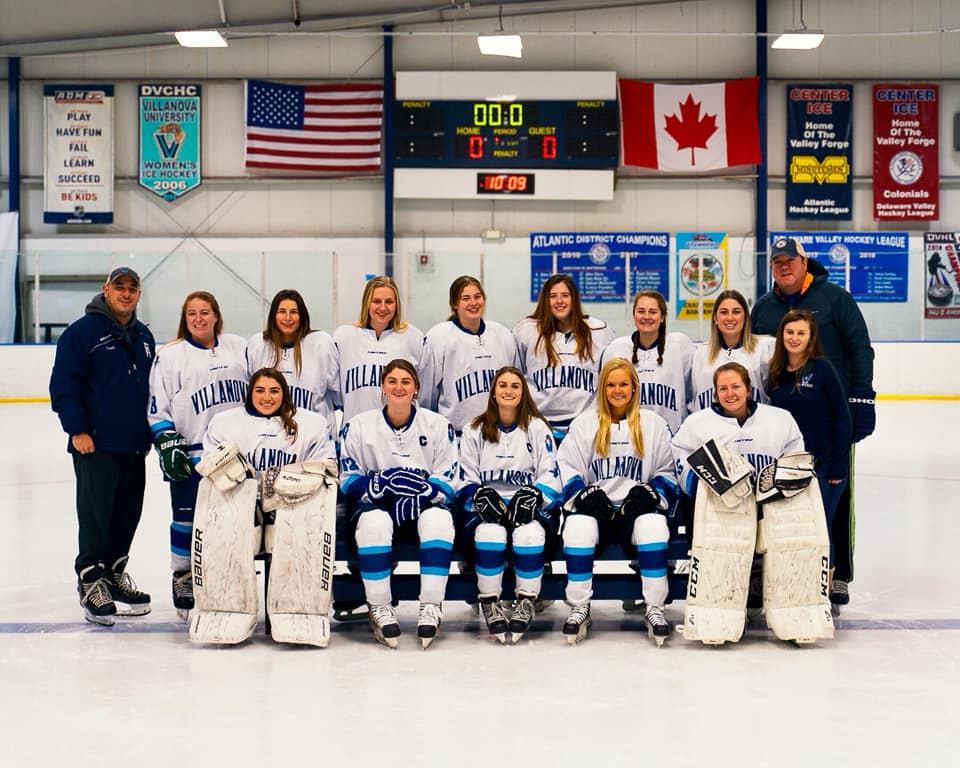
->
[786, 83, 852, 220]
[138, 83, 201, 201]
[873, 84, 938, 221]
[43, 84, 114, 224]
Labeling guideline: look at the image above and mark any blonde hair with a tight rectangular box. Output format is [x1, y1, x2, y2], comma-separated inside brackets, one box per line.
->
[594, 358, 644, 459]
[356, 276, 409, 332]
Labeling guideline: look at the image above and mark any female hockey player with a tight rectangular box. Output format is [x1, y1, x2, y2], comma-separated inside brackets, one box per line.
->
[513, 273, 614, 443]
[457, 366, 562, 643]
[600, 290, 694, 435]
[246, 289, 339, 443]
[768, 309, 852, 574]
[148, 290, 248, 618]
[688, 289, 775, 414]
[339, 358, 459, 648]
[332, 276, 424, 424]
[419, 275, 520, 434]
[557, 357, 680, 645]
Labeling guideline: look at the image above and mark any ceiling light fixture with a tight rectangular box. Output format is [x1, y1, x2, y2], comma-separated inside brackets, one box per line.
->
[175, 30, 228, 48]
[772, 0, 823, 50]
[478, 5, 522, 58]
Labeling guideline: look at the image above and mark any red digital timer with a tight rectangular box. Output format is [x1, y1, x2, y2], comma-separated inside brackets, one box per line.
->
[476, 172, 536, 195]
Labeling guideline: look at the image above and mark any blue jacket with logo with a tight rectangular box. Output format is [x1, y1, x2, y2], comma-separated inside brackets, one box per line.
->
[49, 294, 156, 454]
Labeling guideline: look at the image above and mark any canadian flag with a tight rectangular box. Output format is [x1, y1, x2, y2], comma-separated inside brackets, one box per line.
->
[618, 78, 761, 171]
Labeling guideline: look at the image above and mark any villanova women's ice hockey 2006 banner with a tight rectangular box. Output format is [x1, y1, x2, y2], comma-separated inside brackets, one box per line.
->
[43, 84, 114, 224]
[873, 84, 939, 221]
[923, 233, 960, 318]
[529, 232, 669, 303]
[785, 84, 852, 220]
[138, 84, 201, 201]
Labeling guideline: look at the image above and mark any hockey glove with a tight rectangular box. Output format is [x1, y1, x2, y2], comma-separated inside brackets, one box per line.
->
[688, 439, 753, 508]
[506, 485, 543, 527]
[848, 387, 876, 442]
[756, 453, 816, 505]
[391, 495, 423, 527]
[368, 467, 430, 501]
[154, 430, 193, 482]
[472, 486, 507, 524]
[620, 483, 662, 523]
[572, 486, 616, 524]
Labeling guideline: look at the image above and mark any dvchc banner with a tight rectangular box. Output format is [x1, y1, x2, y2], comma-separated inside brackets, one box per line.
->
[44, 84, 114, 224]
[786, 84, 852, 220]
[139, 83, 202, 201]
[873, 84, 939, 221]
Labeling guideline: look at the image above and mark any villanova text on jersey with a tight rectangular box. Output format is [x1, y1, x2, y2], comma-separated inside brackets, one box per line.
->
[344, 363, 383, 394]
[590, 454, 646, 482]
[250, 448, 297, 471]
[531, 365, 595, 393]
[190, 379, 247, 415]
[480, 468, 535, 486]
[454, 368, 496, 402]
[638, 381, 678, 412]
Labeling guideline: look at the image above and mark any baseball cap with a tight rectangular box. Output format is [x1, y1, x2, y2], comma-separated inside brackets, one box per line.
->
[770, 237, 805, 259]
[106, 266, 140, 286]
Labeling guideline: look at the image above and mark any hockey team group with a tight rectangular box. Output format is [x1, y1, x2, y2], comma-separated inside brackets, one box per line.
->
[49, 235, 876, 650]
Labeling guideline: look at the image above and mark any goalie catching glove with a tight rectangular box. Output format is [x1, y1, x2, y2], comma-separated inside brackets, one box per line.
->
[195, 442, 254, 491]
[154, 430, 193, 481]
[688, 439, 754, 508]
[261, 459, 338, 513]
[506, 485, 543, 527]
[756, 453, 815, 505]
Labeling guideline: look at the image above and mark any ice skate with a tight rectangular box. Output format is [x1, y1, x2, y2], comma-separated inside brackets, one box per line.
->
[479, 595, 507, 644]
[368, 603, 401, 648]
[830, 579, 849, 615]
[417, 602, 443, 649]
[509, 594, 536, 643]
[78, 566, 117, 627]
[563, 602, 591, 645]
[172, 570, 194, 621]
[108, 556, 150, 616]
[644, 605, 672, 647]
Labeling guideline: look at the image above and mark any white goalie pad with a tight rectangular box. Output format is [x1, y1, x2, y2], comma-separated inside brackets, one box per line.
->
[267, 472, 338, 647]
[196, 442, 254, 492]
[189, 476, 260, 645]
[683, 480, 757, 645]
[758, 476, 834, 644]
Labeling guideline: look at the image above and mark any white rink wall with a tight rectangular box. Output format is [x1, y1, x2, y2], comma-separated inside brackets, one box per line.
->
[1, 341, 957, 401]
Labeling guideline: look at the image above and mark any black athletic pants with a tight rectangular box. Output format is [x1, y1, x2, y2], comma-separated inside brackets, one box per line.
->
[73, 450, 147, 577]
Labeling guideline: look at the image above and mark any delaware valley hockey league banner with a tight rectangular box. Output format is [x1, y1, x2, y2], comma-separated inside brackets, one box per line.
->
[923, 233, 960, 318]
[139, 84, 201, 201]
[44, 84, 114, 224]
[786, 84, 852, 220]
[873, 84, 938, 221]
[618, 78, 760, 171]
[245, 80, 383, 173]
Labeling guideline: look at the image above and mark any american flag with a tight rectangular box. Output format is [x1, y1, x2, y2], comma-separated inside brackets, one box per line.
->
[245, 79, 383, 173]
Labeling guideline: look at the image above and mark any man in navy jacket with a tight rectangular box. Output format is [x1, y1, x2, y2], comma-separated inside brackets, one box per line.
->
[50, 267, 156, 625]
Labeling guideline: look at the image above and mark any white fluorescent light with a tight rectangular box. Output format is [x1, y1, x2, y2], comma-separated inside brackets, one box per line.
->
[477, 34, 523, 58]
[772, 30, 824, 50]
[175, 30, 228, 48]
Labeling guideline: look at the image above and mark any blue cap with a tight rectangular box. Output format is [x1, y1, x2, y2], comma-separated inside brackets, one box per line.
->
[107, 266, 140, 285]
[770, 237, 804, 259]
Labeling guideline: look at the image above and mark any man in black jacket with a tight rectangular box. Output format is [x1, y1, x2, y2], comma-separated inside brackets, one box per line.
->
[751, 237, 876, 611]
[50, 267, 156, 625]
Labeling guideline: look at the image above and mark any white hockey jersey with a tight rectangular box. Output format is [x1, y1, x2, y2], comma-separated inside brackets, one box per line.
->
[600, 332, 695, 435]
[148, 334, 249, 461]
[557, 408, 679, 508]
[670, 403, 805, 497]
[688, 335, 776, 413]
[458, 417, 562, 508]
[419, 319, 520, 432]
[202, 405, 335, 476]
[513, 316, 614, 435]
[332, 324, 425, 424]
[339, 406, 459, 505]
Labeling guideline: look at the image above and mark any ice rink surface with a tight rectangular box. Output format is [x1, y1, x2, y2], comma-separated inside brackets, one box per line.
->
[2, 400, 957, 767]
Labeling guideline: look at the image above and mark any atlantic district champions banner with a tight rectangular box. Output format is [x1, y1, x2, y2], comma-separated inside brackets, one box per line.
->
[675, 232, 728, 319]
[923, 233, 960, 318]
[873, 84, 938, 221]
[786, 83, 852, 220]
[44, 84, 114, 224]
[138, 83, 201, 201]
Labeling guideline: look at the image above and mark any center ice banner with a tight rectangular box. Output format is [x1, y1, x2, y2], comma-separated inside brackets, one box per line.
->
[43, 84, 114, 224]
[786, 83, 852, 220]
[138, 83, 202, 201]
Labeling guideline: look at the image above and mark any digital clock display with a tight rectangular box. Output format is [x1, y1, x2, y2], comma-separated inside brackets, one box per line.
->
[476, 172, 535, 195]
[394, 100, 619, 169]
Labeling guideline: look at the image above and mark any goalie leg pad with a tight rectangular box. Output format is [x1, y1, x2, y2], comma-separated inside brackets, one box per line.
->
[683, 483, 757, 645]
[267, 480, 339, 647]
[189, 477, 260, 645]
[760, 483, 835, 643]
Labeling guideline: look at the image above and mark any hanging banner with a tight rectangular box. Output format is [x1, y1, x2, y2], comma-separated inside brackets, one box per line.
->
[529, 233, 669, 303]
[922, 233, 960, 318]
[43, 84, 114, 224]
[138, 83, 202, 201]
[770, 231, 908, 303]
[786, 83, 853, 220]
[873, 84, 938, 221]
[675, 232, 727, 319]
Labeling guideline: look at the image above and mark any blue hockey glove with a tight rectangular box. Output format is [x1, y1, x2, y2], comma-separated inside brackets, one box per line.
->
[848, 387, 876, 442]
[368, 467, 429, 501]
